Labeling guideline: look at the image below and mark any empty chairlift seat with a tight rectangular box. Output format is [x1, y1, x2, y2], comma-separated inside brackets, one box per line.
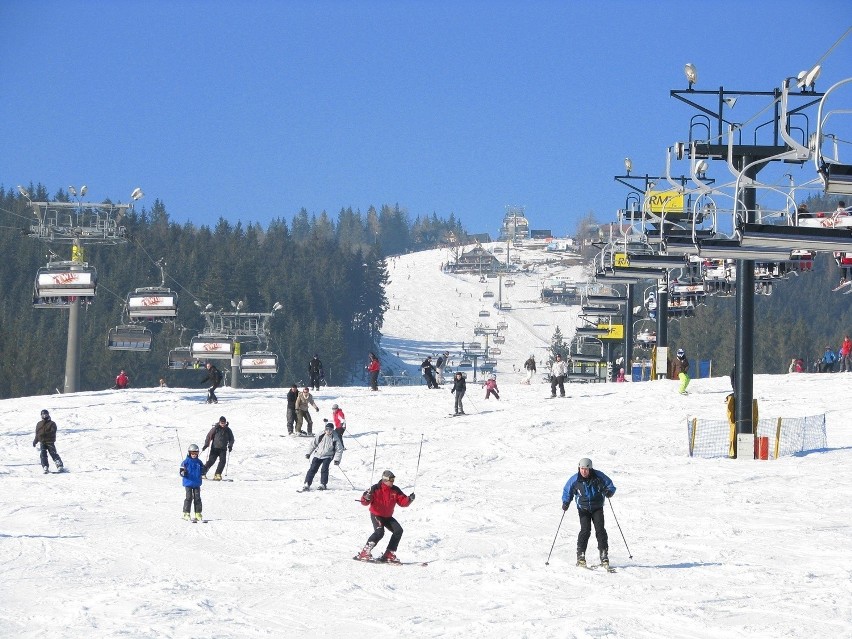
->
[478, 310, 491, 317]
[190, 334, 235, 360]
[126, 288, 178, 319]
[240, 351, 279, 375]
[167, 347, 195, 370]
[107, 325, 153, 352]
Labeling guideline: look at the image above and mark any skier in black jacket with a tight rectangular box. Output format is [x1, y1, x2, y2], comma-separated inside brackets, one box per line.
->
[33, 409, 64, 473]
[200, 362, 223, 404]
[450, 371, 467, 415]
[308, 355, 323, 391]
[202, 416, 235, 480]
[285, 384, 299, 435]
[421, 356, 438, 389]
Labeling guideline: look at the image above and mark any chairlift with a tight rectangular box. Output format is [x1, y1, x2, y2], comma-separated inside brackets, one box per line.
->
[32, 295, 74, 309]
[496, 321, 508, 330]
[484, 359, 498, 367]
[489, 347, 502, 355]
[190, 334, 234, 360]
[167, 347, 196, 370]
[467, 341, 482, 349]
[482, 290, 495, 298]
[126, 288, 178, 319]
[240, 351, 279, 375]
[479, 363, 495, 373]
[457, 359, 473, 370]
[35, 263, 97, 298]
[478, 310, 491, 317]
[107, 325, 153, 352]
[504, 279, 515, 287]
[493, 335, 506, 344]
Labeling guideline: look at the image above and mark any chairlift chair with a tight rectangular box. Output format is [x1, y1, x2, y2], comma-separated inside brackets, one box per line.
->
[34, 264, 97, 298]
[126, 288, 178, 319]
[478, 310, 491, 317]
[493, 335, 506, 344]
[190, 334, 235, 360]
[240, 351, 279, 375]
[482, 290, 495, 298]
[496, 321, 508, 330]
[107, 325, 153, 352]
[489, 347, 502, 355]
[167, 347, 195, 370]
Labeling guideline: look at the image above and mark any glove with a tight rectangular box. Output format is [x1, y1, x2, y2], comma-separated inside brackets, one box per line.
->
[180, 468, 186, 477]
[305, 454, 310, 459]
[333, 460, 340, 466]
[228, 446, 233, 453]
[604, 490, 613, 498]
[33, 441, 37, 447]
[362, 491, 372, 503]
[314, 407, 319, 412]
[202, 445, 208, 452]
[409, 493, 415, 501]
[562, 501, 570, 511]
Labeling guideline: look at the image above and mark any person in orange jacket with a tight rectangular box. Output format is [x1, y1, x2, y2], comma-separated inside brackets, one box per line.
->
[354, 470, 414, 563]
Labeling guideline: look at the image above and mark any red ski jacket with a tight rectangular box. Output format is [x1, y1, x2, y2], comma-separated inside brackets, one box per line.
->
[361, 481, 411, 517]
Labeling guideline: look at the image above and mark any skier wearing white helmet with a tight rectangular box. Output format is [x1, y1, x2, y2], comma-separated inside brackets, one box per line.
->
[562, 457, 616, 569]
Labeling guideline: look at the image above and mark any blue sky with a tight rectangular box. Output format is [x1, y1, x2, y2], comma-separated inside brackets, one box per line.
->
[2, 1, 850, 238]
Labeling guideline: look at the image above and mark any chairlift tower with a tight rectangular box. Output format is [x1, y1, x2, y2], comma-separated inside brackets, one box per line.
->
[20, 185, 141, 394]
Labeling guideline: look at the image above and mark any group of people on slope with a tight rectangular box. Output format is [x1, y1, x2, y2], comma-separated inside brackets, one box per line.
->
[420, 352, 450, 388]
[815, 336, 852, 373]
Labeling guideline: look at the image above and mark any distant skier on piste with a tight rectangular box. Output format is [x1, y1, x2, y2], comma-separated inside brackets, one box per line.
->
[355, 469, 415, 563]
[308, 354, 323, 391]
[450, 371, 467, 415]
[301, 421, 344, 491]
[201, 416, 234, 480]
[180, 443, 204, 521]
[200, 362, 223, 404]
[33, 409, 64, 473]
[562, 457, 616, 569]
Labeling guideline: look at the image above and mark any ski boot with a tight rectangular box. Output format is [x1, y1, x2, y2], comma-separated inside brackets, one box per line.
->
[576, 552, 586, 567]
[213, 474, 222, 481]
[354, 541, 375, 561]
[43, 466, 49, 474]
[599, 549, 609, 569]
[302, 483, 310, 491]
[378, 550, 400, 564]
[195, 513, 203, 522]
[317, 484, 327, 490]
[183, 512, 191, 521]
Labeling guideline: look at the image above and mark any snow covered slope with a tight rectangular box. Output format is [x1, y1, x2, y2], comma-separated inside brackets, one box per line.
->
[1, 246, 851, 639]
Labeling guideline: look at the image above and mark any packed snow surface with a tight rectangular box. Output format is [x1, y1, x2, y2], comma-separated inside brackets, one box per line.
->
[1, 245, 850, 638]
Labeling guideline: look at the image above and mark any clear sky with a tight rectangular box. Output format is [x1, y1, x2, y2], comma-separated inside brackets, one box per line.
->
[2, 1, 850, 238]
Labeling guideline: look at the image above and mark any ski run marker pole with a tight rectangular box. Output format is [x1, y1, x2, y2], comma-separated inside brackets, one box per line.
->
[176, 429, 183, 459]
[369, 433, 378, 487]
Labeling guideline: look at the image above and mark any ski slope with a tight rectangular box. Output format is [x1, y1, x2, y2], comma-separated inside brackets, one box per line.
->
[1, 246, 851, 639]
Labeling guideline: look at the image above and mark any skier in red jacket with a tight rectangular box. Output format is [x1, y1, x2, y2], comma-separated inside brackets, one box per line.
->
[355, 469, 415, 563]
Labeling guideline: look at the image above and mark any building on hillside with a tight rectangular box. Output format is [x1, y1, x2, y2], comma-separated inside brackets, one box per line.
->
[448, 244, 500, 274]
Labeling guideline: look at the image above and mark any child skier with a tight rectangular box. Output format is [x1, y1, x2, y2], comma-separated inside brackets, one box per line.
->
[483, 374, 500, 400]
[331, 403, 347, 438]
[355, 470, 415, 563]
[180, 443, 204, 521]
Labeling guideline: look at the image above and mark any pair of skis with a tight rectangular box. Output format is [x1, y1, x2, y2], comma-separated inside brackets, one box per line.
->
[352, 556, 430, 567]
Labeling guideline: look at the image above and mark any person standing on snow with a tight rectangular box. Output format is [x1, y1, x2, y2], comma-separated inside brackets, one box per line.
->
[200, 362, 223, 404]
[523, 355, 537, 384]
[201, 416, 234, 480]
[421, 356, 439, 389]
[483, 374, 500, 400]
[308, 354, 323, 391]
[285, 384, 299, 435]
[435, 351, 449, 385]
[330, 403, 346, 439]
[562, 457, 616, 569]
[180, 443, 204, 521]
[295, 387, 320, 435]
[450, 371, 467, 415]
[355, 470, 415, 563]
[840, 336, 852, 372]
[302, 422, 344, 491]
[33, 409, 64, 473]
[113, 369, 130, 389]
[673, 348, 690, 394]
[550, 353, 568, 398]
[366, 352, 381, 391]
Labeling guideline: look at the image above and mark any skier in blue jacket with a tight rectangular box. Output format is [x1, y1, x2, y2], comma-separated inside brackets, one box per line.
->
[180, 443, 204, 521]
[562, 457, 616, 568]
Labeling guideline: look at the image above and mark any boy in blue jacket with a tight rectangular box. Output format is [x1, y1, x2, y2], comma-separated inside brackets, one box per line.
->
[180, 443, 204, 521]
[562, 457, 616, 568]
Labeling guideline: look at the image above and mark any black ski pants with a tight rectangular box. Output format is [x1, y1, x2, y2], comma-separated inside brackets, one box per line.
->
[367, 514, 404, 552]
[183, 487, 202, 514]
[39, 443, 63, 469]
[207, 382, 220, 403]
[453, 389, 465, 414]
[550, 375, 565, 397]
[309, 372, 321, 390]
[577, 507, 608, 554]
[286, 407, 296, 434]
[204, 448, 227, 476]
[305, 457, 332, 487]
[485, 388, 500, 400]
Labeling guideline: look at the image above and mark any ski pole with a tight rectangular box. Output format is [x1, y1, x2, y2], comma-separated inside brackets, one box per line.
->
[335, 464, 357, 489]
[607, 496, 632, 559]
[225, 449, 230, 478]
[545, 509, 567, 566]
[369, 433, 378, 486]
[176, 429, 183, 458]
[465, 396, 479, 413]
[411, 433, 424, 492]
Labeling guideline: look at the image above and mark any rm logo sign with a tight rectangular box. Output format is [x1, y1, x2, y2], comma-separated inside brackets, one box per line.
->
[614, 253, 629, 267]
[647, 189, 684, 215]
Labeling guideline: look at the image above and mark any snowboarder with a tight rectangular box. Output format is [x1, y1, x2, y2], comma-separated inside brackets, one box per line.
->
[200, 362, 223, 404]
[294, 387, 320, 435]
[366, 352, 381, 391]
[33, 409, 63, 473]
[285, 384, 299, 435]
[421, 356, 438, 389]
[302, 422, 344, 490]
[562, 457, 616, 569]
[308, 354, 323, 391]
[113, 369, 130, 390]
[550, 354, 568, 397]
[674, 348, 690, 394]
[435, 351, 449, 385]
[180, 443, 204, 521]
[355, 470, 415, 563]
[483, 374, 500, 400]
[450, 371, 467, 415]
[523, 355, 536, 384]
[201, 416, 234, 480]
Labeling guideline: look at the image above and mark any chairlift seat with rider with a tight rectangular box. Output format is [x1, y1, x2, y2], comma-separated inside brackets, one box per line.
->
[167, 347, 195, 370]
